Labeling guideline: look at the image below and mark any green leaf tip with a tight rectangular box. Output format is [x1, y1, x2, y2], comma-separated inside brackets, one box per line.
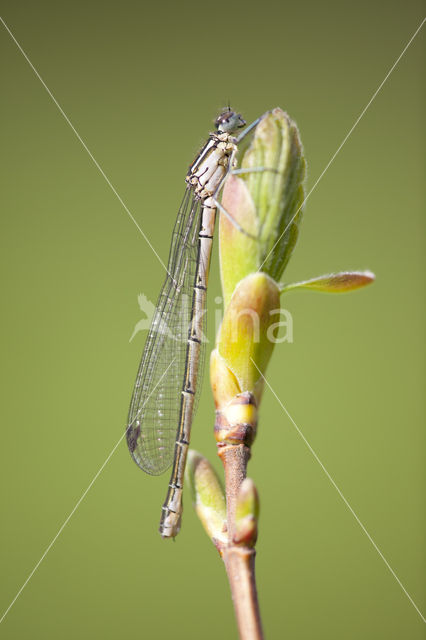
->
[185, 450, 227, 547]
[280, 270, 376, 294]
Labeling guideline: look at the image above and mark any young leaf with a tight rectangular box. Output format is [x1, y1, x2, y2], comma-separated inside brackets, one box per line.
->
[280, 270, 375, 294]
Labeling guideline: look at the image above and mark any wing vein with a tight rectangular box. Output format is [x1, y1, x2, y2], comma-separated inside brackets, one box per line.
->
[126, 189, 206, 475]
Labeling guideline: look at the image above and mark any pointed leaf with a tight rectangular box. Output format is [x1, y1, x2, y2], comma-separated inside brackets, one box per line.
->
[281, 270, 375, 294]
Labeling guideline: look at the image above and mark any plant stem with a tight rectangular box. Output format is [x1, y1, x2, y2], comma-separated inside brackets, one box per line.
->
[223, 547, 263, 640]
[218, 443, 264, 640]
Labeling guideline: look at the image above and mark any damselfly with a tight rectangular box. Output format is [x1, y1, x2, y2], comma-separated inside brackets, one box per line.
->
[126, 108, 260, 538]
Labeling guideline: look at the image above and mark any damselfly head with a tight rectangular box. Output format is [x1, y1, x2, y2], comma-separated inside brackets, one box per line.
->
[215, 108, 246, 134]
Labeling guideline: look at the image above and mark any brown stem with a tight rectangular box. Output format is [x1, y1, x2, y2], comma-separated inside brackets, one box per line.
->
[223, 547, 263, 640]
[218, 443, 264, 640]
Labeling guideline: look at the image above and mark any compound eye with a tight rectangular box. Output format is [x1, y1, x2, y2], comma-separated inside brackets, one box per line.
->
[215, 113, 228, 129]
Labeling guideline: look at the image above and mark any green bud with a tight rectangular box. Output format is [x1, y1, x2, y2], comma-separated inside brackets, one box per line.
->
[217, 272, 280, 392]
[219, 107, 306, 305]
[210, 348, 242, 407]
[219, 174, 259, 309]
[185, 450, 227, 548]
[234, 478, 260, 547]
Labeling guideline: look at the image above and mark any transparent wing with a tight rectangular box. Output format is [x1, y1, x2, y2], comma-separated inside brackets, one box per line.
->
[126, 188, 206, 475]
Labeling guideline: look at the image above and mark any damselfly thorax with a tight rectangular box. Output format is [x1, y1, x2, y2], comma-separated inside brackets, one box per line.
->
[187, 132, 238, 199]
[126, 108, 260, 538]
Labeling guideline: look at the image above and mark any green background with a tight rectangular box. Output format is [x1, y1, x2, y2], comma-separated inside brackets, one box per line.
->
[1, 1, 424, 638]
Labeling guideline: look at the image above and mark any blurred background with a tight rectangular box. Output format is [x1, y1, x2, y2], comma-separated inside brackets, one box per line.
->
[0, 1, 424, 638]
